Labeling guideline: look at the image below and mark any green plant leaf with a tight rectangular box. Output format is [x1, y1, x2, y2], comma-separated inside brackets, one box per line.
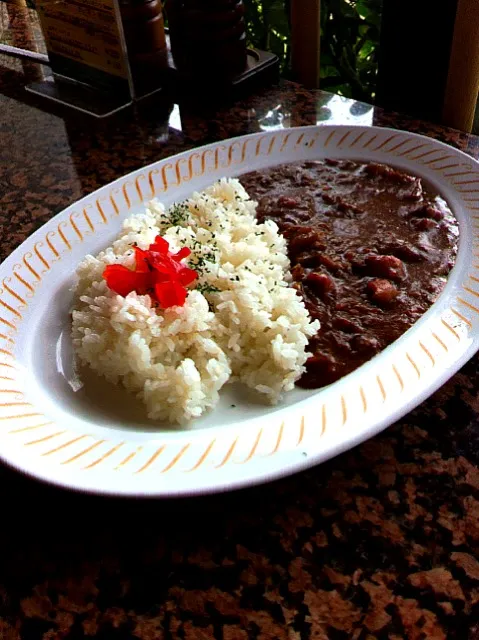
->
[243, 0, 381, 102]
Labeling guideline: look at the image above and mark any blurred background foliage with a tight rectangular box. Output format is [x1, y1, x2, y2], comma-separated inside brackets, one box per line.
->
[244, 0, 382, 103]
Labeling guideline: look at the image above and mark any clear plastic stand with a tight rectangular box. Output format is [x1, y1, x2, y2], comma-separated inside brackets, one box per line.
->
[26, 73, 133, 118]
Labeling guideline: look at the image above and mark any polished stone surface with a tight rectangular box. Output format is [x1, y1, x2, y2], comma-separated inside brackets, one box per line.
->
[1, 22, 479, 640]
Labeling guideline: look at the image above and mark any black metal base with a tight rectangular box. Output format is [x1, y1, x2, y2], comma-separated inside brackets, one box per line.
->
[163, 47, 280, 104]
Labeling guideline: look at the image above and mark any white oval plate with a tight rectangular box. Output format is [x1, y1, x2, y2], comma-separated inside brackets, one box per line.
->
[1, 125, 479, 497]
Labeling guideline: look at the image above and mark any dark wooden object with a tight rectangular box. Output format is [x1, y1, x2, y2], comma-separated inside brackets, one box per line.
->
[164, 0, 247, 78]
[119, 0, 168, 94]
[291, 0, 321, 89]
[376, 0, 458, 124]
[443, 0, 479, 132]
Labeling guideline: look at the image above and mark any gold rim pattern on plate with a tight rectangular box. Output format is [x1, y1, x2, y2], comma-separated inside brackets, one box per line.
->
[0, 126, 476, 475]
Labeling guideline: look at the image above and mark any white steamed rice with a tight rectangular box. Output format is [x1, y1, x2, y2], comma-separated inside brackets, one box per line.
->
[71, 178, 319, 424]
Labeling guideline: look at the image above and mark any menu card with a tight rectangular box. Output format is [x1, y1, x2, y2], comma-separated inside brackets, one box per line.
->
[36, 0, 132, 97]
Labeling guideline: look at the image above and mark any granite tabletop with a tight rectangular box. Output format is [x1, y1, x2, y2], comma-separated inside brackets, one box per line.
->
[1, 11, 479, 638]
